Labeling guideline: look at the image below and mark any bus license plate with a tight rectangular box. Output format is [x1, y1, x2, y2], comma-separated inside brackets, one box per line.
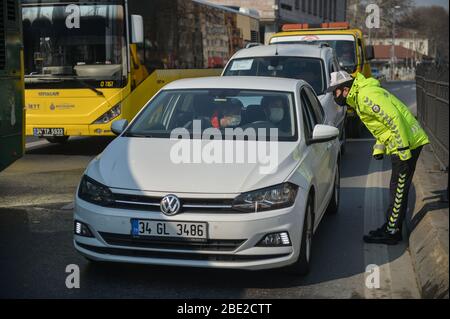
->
[33, 128, 65, 137]
[131, 219, 208, 241]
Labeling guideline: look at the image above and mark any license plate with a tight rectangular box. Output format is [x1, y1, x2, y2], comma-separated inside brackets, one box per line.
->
[33, 128, 65, 137]
[131, 219, 208, 241]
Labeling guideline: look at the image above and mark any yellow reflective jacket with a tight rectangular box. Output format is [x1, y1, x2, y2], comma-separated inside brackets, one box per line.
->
[346, 73, 429, 161]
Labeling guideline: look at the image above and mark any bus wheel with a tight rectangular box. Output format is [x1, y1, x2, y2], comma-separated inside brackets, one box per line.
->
[46, 136, 70, 144]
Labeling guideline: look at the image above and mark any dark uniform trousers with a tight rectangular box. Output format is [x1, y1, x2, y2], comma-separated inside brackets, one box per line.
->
[386, 147, 423, 233]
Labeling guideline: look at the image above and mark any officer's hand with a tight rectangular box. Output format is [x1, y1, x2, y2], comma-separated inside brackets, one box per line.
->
[373, 154, 384, 161]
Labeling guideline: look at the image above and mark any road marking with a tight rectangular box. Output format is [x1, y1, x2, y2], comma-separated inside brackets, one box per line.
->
[26, 140, 50, 150]
[26, 136, 87, 150]
[61, 202, 75, 210]
[363, 158, 394, 299]
[0, 199, 74, 209]
[362, 158, 420, 299]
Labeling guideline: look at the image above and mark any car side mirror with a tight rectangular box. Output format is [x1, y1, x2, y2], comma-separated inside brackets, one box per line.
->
[366, 45, 375, 61]
[309, 125, 339, 144]
[111, 119, 129, 136]
[130, 15, 144, 44]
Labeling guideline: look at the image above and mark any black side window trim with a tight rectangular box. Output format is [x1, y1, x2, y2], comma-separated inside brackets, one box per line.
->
[304, 87, 324, 124]
[300, 88, 317, 139]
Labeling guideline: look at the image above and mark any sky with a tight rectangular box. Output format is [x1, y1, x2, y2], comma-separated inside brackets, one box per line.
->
[414, 0, 449, 9]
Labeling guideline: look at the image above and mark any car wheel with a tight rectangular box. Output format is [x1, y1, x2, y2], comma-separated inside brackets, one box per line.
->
[46, 136, 69, 144]
[326, 164, 341, 215]
[285, 195, 314, 276]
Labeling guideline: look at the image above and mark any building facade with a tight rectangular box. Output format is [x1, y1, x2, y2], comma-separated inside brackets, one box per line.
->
[370, 37, 429, 57]
[207, 0, 347, 43]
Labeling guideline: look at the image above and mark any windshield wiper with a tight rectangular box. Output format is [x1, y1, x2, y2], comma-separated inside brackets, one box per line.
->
[123, 132, 150, 138]
[57, 76, 105, 97]
[32, 75, 105, 97]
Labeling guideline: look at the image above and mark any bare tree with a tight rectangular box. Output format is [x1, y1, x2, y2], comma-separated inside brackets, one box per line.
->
[400, 6, 449, 62]
[347, 0, 413, 37]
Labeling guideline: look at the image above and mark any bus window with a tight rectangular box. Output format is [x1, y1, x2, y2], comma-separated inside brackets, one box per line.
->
[22, 3, 126, 89]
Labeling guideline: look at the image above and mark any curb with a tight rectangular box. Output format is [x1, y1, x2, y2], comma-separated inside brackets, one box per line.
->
[408, 145, 449, 299]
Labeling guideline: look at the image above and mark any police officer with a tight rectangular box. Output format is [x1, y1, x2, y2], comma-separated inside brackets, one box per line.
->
[328, 71, 430, 245]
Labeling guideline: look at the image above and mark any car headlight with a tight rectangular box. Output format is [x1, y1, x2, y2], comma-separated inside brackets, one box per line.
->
[94, 103, 122, 124]
[232, 183, 298, 213]
[78, 175, 115, 206]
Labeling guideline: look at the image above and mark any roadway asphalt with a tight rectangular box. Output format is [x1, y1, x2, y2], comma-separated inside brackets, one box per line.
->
[0, 81, 421, 299]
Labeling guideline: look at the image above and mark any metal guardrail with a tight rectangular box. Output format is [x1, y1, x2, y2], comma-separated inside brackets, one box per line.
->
[416, 64, 449, 172]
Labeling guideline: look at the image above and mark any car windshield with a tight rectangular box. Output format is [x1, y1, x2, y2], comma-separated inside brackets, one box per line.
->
[223, 57, 325, 95]
[126, 89, 298, 141]
[271, 36, 357, 74]
[22, 4, 126, 82]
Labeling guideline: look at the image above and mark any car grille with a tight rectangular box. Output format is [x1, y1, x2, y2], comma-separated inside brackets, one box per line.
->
[99, 232, 245, 252]
[77, 243, 290, 262]
[111, 193, 237, 213]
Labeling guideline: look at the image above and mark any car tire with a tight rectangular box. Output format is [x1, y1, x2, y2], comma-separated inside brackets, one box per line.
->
[326, 164, 341, 215]
[285, 195, 314, 276]
[46, 136, 69, 144]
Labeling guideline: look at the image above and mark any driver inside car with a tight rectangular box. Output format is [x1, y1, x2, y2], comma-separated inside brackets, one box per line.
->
[261, 96, 291, 134]
[262, 96, 287, 123]
[211, 100, 243, 129]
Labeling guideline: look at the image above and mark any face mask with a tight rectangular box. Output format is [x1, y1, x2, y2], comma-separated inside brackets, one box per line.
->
[334, 94, 347, 107]
[269, 108, 284, 123]
[228, 116, 241, 126]
[222, 115, 241, 127]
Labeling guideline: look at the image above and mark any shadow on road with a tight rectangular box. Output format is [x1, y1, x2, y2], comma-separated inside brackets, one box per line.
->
[0, 186, 411, 299]
[27, 137, 115, 157]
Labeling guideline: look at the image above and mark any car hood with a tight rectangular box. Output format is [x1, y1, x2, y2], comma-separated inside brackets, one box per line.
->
[87, 137, 302, 195]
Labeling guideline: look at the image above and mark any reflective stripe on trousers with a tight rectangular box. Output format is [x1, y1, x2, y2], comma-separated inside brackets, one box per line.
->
[385, 147, 423, 233]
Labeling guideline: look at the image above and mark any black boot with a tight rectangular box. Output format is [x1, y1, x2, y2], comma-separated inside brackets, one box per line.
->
[369, 224, 404, 240]
[364, 227, 403, 245]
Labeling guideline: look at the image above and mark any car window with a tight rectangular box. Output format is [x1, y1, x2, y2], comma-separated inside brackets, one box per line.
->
[126, 89, 298, 141]
[304, 87, 324, 124]
[224, 56, 326, 95]
[329, 59, 334, 74]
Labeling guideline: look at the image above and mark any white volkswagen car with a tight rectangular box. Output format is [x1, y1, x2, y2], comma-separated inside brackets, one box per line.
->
[73, 76, 341, 275]
[222, 44, 347, 152]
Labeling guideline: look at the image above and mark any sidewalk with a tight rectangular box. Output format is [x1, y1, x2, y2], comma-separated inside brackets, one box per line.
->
[408, 145, 449, 299]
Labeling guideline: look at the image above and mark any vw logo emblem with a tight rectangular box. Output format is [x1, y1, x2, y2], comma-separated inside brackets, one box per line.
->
[160, 195, 181, 216]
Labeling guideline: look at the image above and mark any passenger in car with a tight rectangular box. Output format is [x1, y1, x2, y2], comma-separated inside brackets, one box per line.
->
[211, 99, 243, 129]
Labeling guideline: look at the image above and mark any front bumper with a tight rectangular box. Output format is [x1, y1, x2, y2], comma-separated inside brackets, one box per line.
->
[73, 193, 307, 271]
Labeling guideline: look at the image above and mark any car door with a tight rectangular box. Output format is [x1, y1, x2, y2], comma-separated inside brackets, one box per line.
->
[300, 87, 329, 222]
[306, 87, 336, 216]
